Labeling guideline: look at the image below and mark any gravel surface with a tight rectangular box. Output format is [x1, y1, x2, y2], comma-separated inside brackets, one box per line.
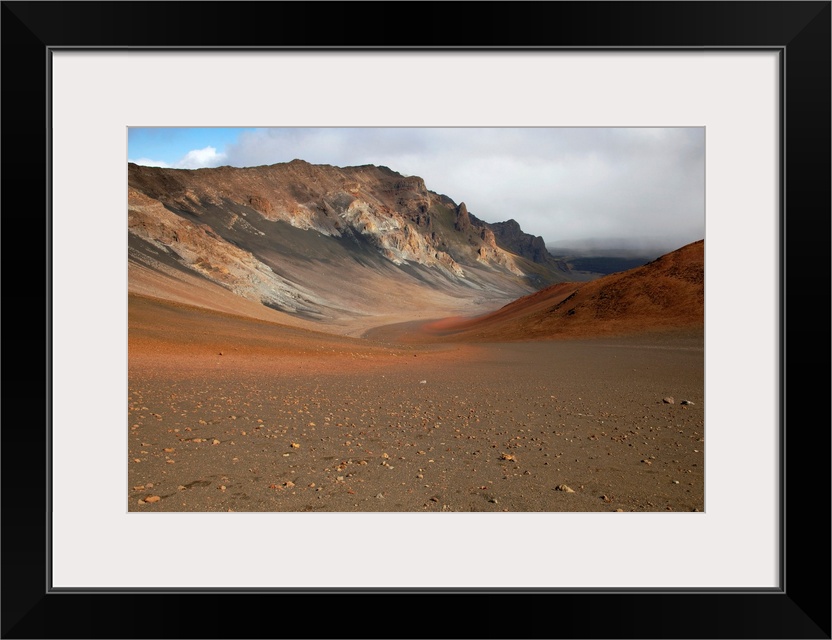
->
[128, 335, 704, 513]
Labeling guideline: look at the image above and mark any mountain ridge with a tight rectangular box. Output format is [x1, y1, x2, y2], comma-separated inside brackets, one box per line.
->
[128, 160, 572, 329]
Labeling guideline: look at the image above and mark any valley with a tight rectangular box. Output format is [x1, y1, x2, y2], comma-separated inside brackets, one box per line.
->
[127, 160, 704, 513]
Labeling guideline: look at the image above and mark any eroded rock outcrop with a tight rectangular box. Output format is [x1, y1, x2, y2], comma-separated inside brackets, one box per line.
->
[128, 160, 572, 317]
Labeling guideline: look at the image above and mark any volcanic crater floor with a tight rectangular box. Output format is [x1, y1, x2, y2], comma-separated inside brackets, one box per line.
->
[129, 310, 704, 513]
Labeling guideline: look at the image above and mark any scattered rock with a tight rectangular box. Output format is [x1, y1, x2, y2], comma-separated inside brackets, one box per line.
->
[144, 495, 161, 503]
[290, 442, 300, 449]
[555, 484, 575, 493]
[499, 453, 516, 461]
[680, 400, 694, 405]
[212, 439, 220, 445]
[663, 397, 675, 404]
[376, 493, 384, 499]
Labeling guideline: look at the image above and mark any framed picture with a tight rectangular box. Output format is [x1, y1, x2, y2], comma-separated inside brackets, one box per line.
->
[4, 2, 829, 638]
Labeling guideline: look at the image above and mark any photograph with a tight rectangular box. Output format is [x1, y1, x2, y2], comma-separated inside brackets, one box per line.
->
[127, 127, 705, 513]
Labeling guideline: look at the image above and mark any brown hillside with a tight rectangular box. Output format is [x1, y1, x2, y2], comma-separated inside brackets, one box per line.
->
[418, 240, 704, 341]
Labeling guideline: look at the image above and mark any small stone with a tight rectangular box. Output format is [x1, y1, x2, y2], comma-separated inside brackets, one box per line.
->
[680, 400, 694, 405]
[499, 453, 516, 461]
[146, 483, 154, 488]
[166, 460, 175, 464]
[555, 484, 575, 493]
[663, 397, 675, 404]
[212, 439, 220, 445]
[219, 485, 226, 492]
[284, 481, 295, 488]
[177, 485, 186, 491]
[290, 442, 300, 449]
[672, 480, 680, 484]
[163, 448, 175, 453]
[376, 493, 384, 499]
[419, 380, 427, 384]
[144, 495, 161, 503]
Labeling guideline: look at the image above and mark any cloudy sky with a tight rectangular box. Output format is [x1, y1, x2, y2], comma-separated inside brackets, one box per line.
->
[128, 127, 704, 254]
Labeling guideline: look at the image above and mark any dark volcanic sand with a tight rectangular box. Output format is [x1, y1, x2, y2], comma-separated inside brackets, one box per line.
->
[129, 309, 704, 513]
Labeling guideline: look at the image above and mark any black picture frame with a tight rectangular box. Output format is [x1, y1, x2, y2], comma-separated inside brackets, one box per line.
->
[2, 2, 829, 638]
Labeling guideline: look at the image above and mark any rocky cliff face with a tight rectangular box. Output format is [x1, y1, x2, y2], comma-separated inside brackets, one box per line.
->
[486, 219, 568, 269]
[128, 160, 571, 322]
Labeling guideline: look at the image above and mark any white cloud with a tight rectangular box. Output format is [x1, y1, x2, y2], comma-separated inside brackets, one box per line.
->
[129, 147, 227, 170]
[175, 146, 226, 169]
[128, 157, 171, 168]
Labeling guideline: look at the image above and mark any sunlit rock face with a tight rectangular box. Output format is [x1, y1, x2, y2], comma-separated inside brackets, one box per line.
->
[128, 160, 573, 318]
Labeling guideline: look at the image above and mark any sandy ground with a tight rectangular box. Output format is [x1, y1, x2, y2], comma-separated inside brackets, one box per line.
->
[128, 297, 704, 513]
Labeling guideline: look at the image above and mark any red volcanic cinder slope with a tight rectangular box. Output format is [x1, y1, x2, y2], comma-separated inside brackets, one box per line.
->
[421, 239, 704, 341]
